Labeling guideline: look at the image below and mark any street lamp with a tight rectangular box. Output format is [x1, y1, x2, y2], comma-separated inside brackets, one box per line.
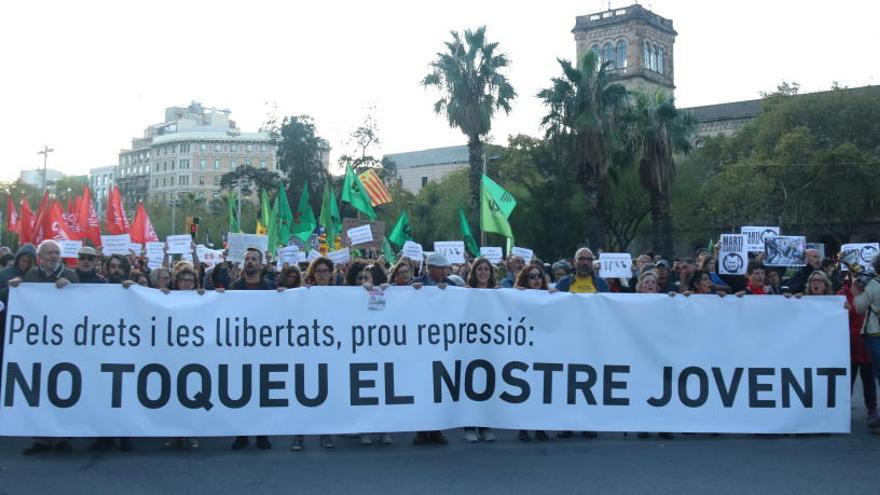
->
[37, 145, 55, 191]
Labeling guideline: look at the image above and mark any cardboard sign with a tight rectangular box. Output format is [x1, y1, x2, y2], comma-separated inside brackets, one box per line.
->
[511, 246, 534, 265]
[718, 234, 748, 275]
[59, 240, 83, 259]
[480, 246, 503, 265]
[100, 235, 132, 256]
[764, 236, 806, 267]
[165, 235, 192, 255]
[327, 247, 351, 265]
[841, 243, 880, 273]
[346, 225, 374, 246]
[741, 226, 780, 252]
[434, 241, 466, 264]
[402, 241, 424, 262]
[598, 253, 633, 279]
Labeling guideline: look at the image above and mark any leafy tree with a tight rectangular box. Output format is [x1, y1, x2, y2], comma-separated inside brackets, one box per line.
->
[220, 165, 282, 197]
[269, 115, 329, 211]
[538, 50, 628, 250]
[422, 26, 516, 226]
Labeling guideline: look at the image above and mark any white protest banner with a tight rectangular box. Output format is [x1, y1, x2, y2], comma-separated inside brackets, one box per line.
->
[434, 241, 466, 264]
[402, 241, 424, 262]
[480, 247, 503, 265]
[327, 247, 351, 265]
[718, 234, 748, 275]
[840, 243, 880, 273]
[100, 235, 132, 255]
[346, 225, 374, 246]
[58, 240, 82, 259]
[511, 246, 534, 264]
[765, 236, 807, 267]
[276, 246, 302, 269]
[227, 233, 269, 263]
[741, 226, 780, 252]
[165, 235, 192, 255]
[599, 253, 633, 279]
[1, 285, 849, 436]
[145, 242, 165, 270]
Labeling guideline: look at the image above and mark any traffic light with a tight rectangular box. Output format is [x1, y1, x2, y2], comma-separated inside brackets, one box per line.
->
[189, 216, 200, 240]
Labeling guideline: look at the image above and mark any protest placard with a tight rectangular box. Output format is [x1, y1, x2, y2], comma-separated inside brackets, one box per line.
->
[402, 241, 424, 262]
[341, 218, 385, 249]
[166, 235, 192, 254]
[764, 235, 806, 267]
[327, 247, 351, 265]
[227, 233, 269, 263]
[306, 250, 321, 262]
[840, 243, 880, 273]
[480, 247, 503, 265]
[100, 235, 132, 255]
[511, 246, 534, 264]
[58, 240, 82, 259]
[145, 242, 164, 269]
[128, 243, 142, 255]
[599, 253, 633, 279]
[346, 225, 374, 246]
[741, 226, 780, 252]
[276, 246, 302, 269]
[434, 241, 466, 264]
[718, 234, 748, 275]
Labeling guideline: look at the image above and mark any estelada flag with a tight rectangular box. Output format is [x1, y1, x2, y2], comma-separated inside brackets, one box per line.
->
[130, 202, 159, 243]
[357, 169, 393, 207]
[6, 196, 19, 234]
[77, 185, 102, 247]
[105, 185, 130, 235]
[18, 198, 34, 244]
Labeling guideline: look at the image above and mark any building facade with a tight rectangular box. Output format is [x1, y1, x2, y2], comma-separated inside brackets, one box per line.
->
[88, 165, 116, 211]
[116, 102, 278, 206]
[19, 168, 66, 189]
[383, 145, 470, 194]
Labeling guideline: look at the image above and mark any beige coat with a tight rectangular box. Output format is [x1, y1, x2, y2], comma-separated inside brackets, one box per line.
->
[854, 278, 880, 335]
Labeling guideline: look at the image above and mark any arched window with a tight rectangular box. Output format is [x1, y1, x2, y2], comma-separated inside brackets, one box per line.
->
[603, 42, 615, 69]
[643, 41, 650, 69]
[657, 46, 664, 74]
[590, 44, 600, 66]
[650, 44, 658, 72]
[616, 40, 627, 69]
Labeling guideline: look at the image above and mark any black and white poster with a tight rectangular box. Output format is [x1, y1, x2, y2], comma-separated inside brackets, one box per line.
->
[840, 243, 880, 273]
[741, 226, 780, 252]
[719, 234, 748, 275]
[764, 236, 807, 267]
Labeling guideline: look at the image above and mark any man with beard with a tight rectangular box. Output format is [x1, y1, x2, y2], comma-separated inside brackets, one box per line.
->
[75, 247, 106, 283]
[554, 246, 607, 440]
[555, 247, 610, 293]
[226, 248, 275, 450]
[9, 240, 78, 455]
[103, 254, 131, 284]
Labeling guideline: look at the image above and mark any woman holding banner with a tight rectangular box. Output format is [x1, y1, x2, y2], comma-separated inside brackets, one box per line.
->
[463, 257, 498, 443]
[513, 264, 556, 442]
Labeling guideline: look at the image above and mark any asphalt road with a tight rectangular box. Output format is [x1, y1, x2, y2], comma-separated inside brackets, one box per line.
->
[2, 402, 878, 494]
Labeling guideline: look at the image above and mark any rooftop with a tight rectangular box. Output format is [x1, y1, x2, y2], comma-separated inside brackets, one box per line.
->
[685, 99, 763, 123]
[573, 4, 676, 36]
[384, 145, 469, 169]
[151, 130, 271, 144]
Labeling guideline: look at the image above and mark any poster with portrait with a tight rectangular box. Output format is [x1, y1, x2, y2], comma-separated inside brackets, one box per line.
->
[840, 243, 879, 273]
[764, 236, 806, 267]
[718, 234, 748, 275]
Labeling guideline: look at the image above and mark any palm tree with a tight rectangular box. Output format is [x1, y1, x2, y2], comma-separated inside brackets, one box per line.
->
[625, 91, 696, 259]
[537, 50, 628, 250]
[422, 26, 516, 225]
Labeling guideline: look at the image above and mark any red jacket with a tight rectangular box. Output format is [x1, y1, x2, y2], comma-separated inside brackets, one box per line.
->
[839, 284, 870, 364]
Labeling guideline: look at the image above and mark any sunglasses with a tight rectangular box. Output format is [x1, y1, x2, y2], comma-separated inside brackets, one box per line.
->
[528, 273, 543, 280]
[79, 255, 96, 261]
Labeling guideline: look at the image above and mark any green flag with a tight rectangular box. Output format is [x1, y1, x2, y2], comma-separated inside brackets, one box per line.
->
[387, 211, 412, 247]
[319, 181, 343, 242]
[341, 164, 377, 220]
[267, 192, 279, 251]
[257, 190, 272, 235]
[382, 236, 397, 265]
[292, 181, 317, 243]
[458, 208, 480, 257]
[227, 193, 240, 233]
[480, 174, 516, 239]
[274, 188, 294, 252]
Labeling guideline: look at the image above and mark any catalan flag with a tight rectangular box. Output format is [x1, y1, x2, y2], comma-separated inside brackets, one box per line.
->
[358, 169, 393, 206]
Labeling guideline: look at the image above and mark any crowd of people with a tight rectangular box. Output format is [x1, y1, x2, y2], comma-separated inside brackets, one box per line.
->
[0, 238, 877, 455]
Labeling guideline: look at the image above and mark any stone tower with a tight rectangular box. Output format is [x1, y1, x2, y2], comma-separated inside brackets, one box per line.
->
[572, 4, 676, 96]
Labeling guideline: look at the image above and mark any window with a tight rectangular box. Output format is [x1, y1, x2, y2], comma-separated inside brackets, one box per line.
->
[199, 176, 205, 185]
[644, 41, 650, 69]
[657, 46, 664, 74]
[180, 143, 190, 153]
[200, 143, 207, 152]
[154, 179, 159, 188]
[421, 177, 428, 187]
[246, 144, 253, 152]
[245, 159, 252, 167]
[214, 144, 222, 152]
[180, 176, 189, 186]
[179, 159, 188, 169]
[603, 42, 614, 69]
[230, 160, 237, 169]
[651, 44, 658, 72]
[214, 159, 220, 170]
[170, 177, 175, 187]
[230, 144, 238, 152]
[162, 178, 167, 187]
[260, 160, 266, 169]
[260, 144, 268, 153]
[200, 159, 206, 169]
[616, 40, 627, 68]
[213, 176, 220, 185]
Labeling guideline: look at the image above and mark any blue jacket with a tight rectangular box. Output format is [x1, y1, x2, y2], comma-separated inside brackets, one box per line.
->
[556, 274, 610, 293]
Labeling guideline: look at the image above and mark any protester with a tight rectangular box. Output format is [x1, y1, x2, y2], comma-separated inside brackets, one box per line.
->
[75, 247, 107, 283]
[10, 240, 77, 455]
[225, 248, 275, 451]
[551, 260, 572, 283]
[411, 253, 452, 288]
[466, 257, 497, 289]
[500, 254, 525, 288]
[852, 256, 880, 435]
[149, 267, 172, 290]
[556, 248, 609, 294]
[740, 262, 769, 295]
[783, 248, 822, 294]
[278, 264, 303, 290]
[684, 270, 725, 296]
[103, 254, 131, 284]
[0, 243, 36, 290]
[839, 277, 877, 426]
[389, 259, 414, 286]
[805, 271, 834, 296]
[128, 270, 150, 287]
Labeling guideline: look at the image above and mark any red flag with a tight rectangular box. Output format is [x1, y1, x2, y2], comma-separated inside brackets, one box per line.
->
[77, 185, 102, 247]
[63, 197, 83, 240]
[19, 198, 34, 244]
[37, 200, 75, 242]
[105, 186, 130, 235]
[31, 191, 51, 244]
[6, 197, 19, 234]
[130, 202, 159, 243]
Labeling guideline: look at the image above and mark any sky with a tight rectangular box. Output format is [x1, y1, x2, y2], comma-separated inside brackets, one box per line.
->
[1, 0, 878, 181]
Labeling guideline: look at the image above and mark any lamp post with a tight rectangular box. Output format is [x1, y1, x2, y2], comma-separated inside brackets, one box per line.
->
[37, 145, 55, 191]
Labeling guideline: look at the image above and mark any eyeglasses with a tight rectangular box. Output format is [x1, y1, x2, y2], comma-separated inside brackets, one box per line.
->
[78, 255, 96, 261]
[528, 273, 543, 280]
